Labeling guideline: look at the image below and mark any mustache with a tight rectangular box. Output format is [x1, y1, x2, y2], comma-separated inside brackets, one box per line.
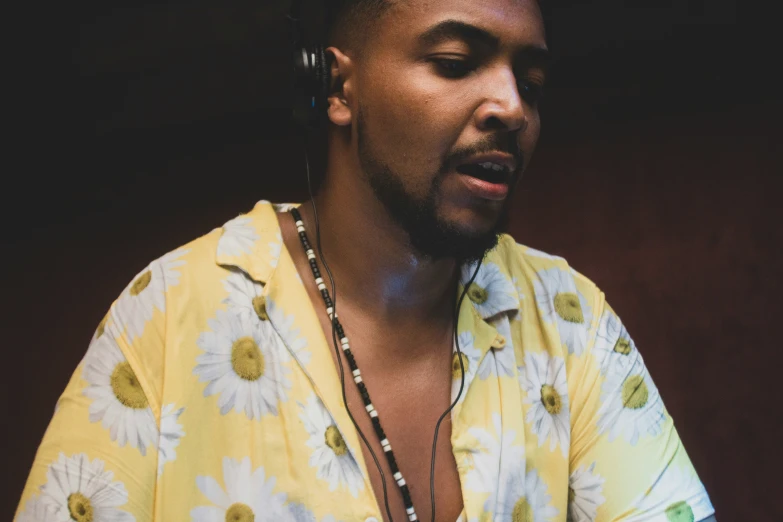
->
[446, 134, 525, 173]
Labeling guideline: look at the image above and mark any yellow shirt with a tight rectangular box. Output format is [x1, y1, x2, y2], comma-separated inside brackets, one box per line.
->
[16, 200, 714, 522]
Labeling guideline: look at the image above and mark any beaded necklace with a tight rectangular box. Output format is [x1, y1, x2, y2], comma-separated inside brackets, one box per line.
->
[290, 207, 419, 521]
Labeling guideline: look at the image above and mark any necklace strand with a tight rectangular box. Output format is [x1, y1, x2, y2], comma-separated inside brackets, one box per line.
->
[290, 207, 418, 521]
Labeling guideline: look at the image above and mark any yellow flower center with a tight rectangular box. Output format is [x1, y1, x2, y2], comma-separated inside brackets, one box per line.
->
[67, 492, 94, 522]
[252, 296, 268, 321]
[665, 501, 695, 522]
[553, 292, 584, 323]
[568, 486, 576, 504]
[467, 283, 488, 304]
[511, 497, 533, 522]
[325, 425, 348, 456]
[225, 503, 255, 522]
[452, 353, 469, 379]
[613, 338, 632, 355]
[130, 271, 152, 296]
[622, 374, 649, 410]
[540, 384, 562, 415]
[231, 337, 264, 381]
[111, 361, 149, 409]
[96, 313, 108, 339]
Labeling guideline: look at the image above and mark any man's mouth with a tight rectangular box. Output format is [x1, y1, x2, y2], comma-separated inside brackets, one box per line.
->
[456, 162, 511, 185]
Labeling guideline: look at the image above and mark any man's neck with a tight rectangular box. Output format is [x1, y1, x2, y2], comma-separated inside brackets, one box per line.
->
[291, 175, 459, 335]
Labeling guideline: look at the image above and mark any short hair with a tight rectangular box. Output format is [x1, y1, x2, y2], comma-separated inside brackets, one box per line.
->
[325, 1, 551, 55]
[324, 0, 397, 57]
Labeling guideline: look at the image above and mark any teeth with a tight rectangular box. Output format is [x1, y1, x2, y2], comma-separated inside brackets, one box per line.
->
[479, 162, 506, 172]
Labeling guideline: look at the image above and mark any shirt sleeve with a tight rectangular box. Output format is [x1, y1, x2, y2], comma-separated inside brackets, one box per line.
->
[15, 261, 168, 522]
[567, 285, 715, 522]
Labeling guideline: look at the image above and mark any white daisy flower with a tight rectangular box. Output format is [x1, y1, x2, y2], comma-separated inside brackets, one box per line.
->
[522, 245, 565, 262]
[567, 462, 606, 522]
[465, 413, 525, 515]
[298, 394, 365, 498]
[222, 268, 268, 322]
[460, 261, 518, 319]
[194, 309, 291, 419]
[191, 457, 288, 522]
[628, 465, 714, 521]
[452, 331, 481, 403]
[533, 267, 593, 356]
[217, 215, 260, 257]
[38, 453, 135, 521]
[478, 317, 516, 379]
[593, 309, 636, 374]
[597, 354, 665, 445]
[82, 324, 157, 455]
[117, 248, 188, 342]
[287, 502, 340, 522]
[15, 496, 58, 522]
[157, 404, 185, 476]
[272, 202, 299, 213]
[519, 351, 570, 456]
[495, 467, 559, 522]
[267, 297, 311, 366]
[269, 230, 283, 268]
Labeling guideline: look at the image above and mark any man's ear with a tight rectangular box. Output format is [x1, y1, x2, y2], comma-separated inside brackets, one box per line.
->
[325, 46, 353, 127]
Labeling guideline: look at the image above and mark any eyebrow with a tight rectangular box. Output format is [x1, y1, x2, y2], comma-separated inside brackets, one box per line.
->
[417, 19, 551, 70]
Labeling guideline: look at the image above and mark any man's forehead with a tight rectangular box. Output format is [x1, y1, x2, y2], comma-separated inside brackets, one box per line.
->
[384, 0, 546, 49]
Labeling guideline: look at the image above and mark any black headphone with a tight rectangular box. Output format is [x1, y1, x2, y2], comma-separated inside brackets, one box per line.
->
[286, 2, 483, 520]
[288, 0, 332, 130]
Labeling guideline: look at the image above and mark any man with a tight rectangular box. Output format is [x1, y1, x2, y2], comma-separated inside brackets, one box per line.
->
[17, 0, 716, 521]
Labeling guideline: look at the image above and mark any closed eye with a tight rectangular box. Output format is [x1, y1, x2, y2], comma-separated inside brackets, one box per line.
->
[431, 57, 476, 78]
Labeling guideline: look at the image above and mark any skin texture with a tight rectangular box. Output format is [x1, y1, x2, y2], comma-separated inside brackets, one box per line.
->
[279, 0, 548, 520]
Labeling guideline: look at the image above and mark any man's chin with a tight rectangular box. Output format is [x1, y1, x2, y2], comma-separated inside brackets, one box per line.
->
[407, 219, 502, 264]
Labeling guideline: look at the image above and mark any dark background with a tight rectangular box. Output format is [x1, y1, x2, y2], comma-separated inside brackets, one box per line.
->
[5, 0, 782, 519]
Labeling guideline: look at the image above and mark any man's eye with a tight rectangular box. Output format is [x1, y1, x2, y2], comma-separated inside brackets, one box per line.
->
[432, 58, 474, 78]
[520, 80, 545, 106]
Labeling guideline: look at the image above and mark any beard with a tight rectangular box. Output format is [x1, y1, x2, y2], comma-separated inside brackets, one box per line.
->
[357, 105, 509, 264]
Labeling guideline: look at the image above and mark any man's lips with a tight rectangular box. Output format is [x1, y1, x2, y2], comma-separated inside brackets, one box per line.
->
[457, 172, 510, 201]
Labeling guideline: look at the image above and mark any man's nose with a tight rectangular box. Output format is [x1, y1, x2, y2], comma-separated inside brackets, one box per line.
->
[474, 68, 528, 133]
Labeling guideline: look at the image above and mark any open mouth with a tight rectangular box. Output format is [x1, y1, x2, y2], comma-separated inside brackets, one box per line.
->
[456, 162, 510, 185]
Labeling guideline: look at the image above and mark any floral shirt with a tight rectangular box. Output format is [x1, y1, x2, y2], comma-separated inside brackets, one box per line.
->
[17, 200, 714, 522]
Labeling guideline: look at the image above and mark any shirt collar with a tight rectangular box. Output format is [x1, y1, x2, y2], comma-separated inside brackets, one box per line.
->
[215, 200, 521, 320]
[215, 200, 296, 283]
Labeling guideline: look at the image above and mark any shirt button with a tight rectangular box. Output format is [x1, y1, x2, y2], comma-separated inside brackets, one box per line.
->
[491, 334, 506, 349]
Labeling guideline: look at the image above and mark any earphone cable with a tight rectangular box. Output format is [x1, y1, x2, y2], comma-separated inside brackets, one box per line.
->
[429, 258, 482, 522]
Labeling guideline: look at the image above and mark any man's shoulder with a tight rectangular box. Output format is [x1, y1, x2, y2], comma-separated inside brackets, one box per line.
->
[492, 234, 602, 305]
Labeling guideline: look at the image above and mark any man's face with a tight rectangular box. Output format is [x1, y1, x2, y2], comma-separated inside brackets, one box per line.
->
[350, 0, 548, 262]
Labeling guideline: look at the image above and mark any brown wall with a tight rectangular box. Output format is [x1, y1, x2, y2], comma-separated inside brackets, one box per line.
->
[5, 99, 781, 519]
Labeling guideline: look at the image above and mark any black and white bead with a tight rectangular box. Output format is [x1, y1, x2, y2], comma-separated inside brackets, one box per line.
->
[290, 208, 418, 522]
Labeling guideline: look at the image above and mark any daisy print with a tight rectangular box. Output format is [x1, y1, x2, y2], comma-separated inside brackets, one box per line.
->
[298, 394, 364, 497]
[597, 353, 665, 445]
[460, 260, 518, 319]
[478, 316, 516, 379]
[518, 351, 570, 456]
[117, 248, 188, 342]
[15, 496, 58, 522]
[567, 462, 606, 522]
[194, 309, 291, 419]
[593, 308, 636, 374]
[287, 502, 339, 522]
[452, 331, 481, 403]
[38, 453, 135, 522]
[628, 465, 714, 522]
[464, 413, 525, 515]
[222, 268, 268, 322]
[533, 267, 593, 356]
[82, 323, 157, 455]
[217, 215, 260, 257]
[495, 466, 559, 522]
[157, 404, 185, 476]
[267, 296, 311, 366]
[191, 457, 288, 522]
[522, 245, 565, 262]
[269, 230, 283, 268]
